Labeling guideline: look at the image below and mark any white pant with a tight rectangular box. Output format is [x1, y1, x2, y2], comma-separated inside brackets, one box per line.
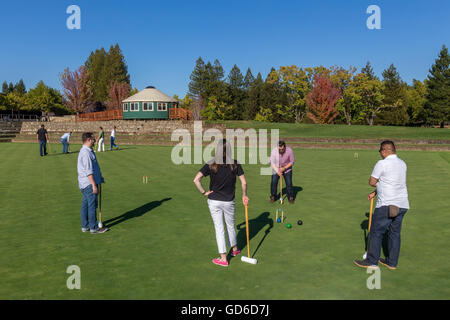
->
[207, 199, 237, 254]
[97, 138, 105, 152]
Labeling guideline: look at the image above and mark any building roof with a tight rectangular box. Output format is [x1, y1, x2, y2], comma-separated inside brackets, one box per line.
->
[122, 86, 177, 103]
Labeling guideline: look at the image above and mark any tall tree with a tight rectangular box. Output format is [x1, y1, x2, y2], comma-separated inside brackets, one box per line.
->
[378, 64, 409, 125]
[361, 61, 377, 80]
[331, 66, 357, 125]
[227, 64, 245, 119]
[188, 57, 207, 99]
[14, 79, 27, 95]
[271, 65, 310, 123]
[2, 81, 8, 94]
[243, 68, 255, 89]
[60, 66, 95, 114]
[105, 81, 131, 110]
[84, 44, 130, 106]
[306, 73, 341, 124]
[424, 45, 450, 127]
[85, 47, 107, 103]
[345, 73, 385, 126]
[244, 72, 264, 120]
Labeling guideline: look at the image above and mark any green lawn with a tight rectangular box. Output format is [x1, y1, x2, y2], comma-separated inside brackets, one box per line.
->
[209, 121, 450, 141]
[0, 142, 449, 299]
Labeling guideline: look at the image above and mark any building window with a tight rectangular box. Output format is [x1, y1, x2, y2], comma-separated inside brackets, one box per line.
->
[130, 102, 139, 111]
[143, 102, 154, 111]
[158, 102, 167, 111]
[123, 103, 128, 111]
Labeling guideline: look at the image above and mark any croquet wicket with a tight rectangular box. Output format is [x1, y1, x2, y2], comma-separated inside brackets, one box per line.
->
[275, 208, 284, 223]
[142, 176, 148, 184]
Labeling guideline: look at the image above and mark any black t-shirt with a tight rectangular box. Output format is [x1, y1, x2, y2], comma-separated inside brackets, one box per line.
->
[200, 162, 244, 202]
[37, 128, 47, 141]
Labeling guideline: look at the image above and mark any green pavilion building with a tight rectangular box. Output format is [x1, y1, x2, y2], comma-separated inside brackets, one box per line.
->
[122, 86, 178, 120]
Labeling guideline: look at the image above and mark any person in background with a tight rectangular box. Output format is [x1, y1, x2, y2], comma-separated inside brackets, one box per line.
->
[97, 127, 105, 152]
[36, 124, 49, 157]
[110, 126, 118, 151]
[60, 131, 71, 154]
[270, 140, 295, 203]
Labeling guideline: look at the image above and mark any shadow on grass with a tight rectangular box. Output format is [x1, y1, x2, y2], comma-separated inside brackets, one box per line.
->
[104, 197, 171, 228]
[233, 212, 273, 260]
[277, 185, 303, 201]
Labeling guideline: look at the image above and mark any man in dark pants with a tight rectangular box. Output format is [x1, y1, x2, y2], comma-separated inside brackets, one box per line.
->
[36, 124, 49, 156]
[354, 141, 410, 270]
[269, 141, 295, 204]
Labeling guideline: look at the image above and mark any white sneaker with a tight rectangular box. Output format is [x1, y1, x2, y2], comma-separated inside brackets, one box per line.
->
[81, 228, 89, 233]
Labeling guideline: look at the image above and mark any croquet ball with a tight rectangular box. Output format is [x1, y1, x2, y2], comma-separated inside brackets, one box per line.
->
[297, 220, 303, 225]
[276, 218, 281, 223]
[286, 223, 292, 229]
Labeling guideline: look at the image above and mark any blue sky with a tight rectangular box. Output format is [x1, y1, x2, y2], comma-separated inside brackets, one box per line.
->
[0, 0, 448, 97]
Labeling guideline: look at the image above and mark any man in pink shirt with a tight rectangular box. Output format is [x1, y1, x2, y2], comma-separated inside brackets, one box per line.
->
[270, 141, 295, 203]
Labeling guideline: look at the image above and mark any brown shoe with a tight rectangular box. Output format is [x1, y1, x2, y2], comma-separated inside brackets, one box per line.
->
[288, 197, 294, 204]
[270, 196, 275, 203]
[379, 258, 397, 270]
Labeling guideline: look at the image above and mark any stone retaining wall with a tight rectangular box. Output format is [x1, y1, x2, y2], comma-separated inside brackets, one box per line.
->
[20, 120, 226, 134]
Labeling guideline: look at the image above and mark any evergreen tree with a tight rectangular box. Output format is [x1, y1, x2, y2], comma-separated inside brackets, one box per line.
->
[8, 82, 14, 94]
[244, 72, 264, 120]
[14, 79, 27, 95]
[84, 44, 130, 107]
[361, 61, 377, 80]
[377, 64, 409, 125]
[85, 47, 107, 103]
[227, 65, 245, 119]
[102, 44, 130, 86]
[2, 81, 8, 94]
[424, 45, 450, 127]
[213, 59, 225, 81]
[227, 64, 244, 89]
[243, 68, 255, 89]
[188, 57, 207, 98]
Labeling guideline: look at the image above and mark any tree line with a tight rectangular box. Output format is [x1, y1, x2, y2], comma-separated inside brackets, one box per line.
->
[183, 45, 449, 127]
[1, 44, 448, 127]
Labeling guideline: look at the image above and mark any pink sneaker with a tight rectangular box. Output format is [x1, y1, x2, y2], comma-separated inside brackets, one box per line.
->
[212, 258, 228, 267]
[232, 249, 241, 257]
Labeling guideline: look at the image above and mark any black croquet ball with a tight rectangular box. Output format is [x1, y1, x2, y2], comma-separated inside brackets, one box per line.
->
[297, 220, 303, 226]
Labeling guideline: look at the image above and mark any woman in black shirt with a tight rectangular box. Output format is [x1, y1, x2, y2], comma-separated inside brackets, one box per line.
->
[193, 139, 249, 267]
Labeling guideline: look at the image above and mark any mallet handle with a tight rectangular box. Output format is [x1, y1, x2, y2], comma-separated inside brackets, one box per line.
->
[245, 205, 250, 258]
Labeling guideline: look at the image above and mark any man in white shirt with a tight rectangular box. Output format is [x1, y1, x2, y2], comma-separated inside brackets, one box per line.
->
[354, 141, 409, 270]
[110, 126, 118, 151]
[60, 131, 71, 154]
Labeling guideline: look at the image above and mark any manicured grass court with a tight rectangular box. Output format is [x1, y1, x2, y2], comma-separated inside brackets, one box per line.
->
[0, 143, 449, 299]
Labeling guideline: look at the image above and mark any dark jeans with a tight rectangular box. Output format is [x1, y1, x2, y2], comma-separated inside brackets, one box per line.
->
[39, 140, 47, 156]
[367, 206, 408, 267]
[80, 184, 99, 231]
[271, 170, 293, 198]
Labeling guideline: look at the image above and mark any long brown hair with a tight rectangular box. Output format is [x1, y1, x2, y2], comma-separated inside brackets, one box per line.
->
[209, 139, 237, 174]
